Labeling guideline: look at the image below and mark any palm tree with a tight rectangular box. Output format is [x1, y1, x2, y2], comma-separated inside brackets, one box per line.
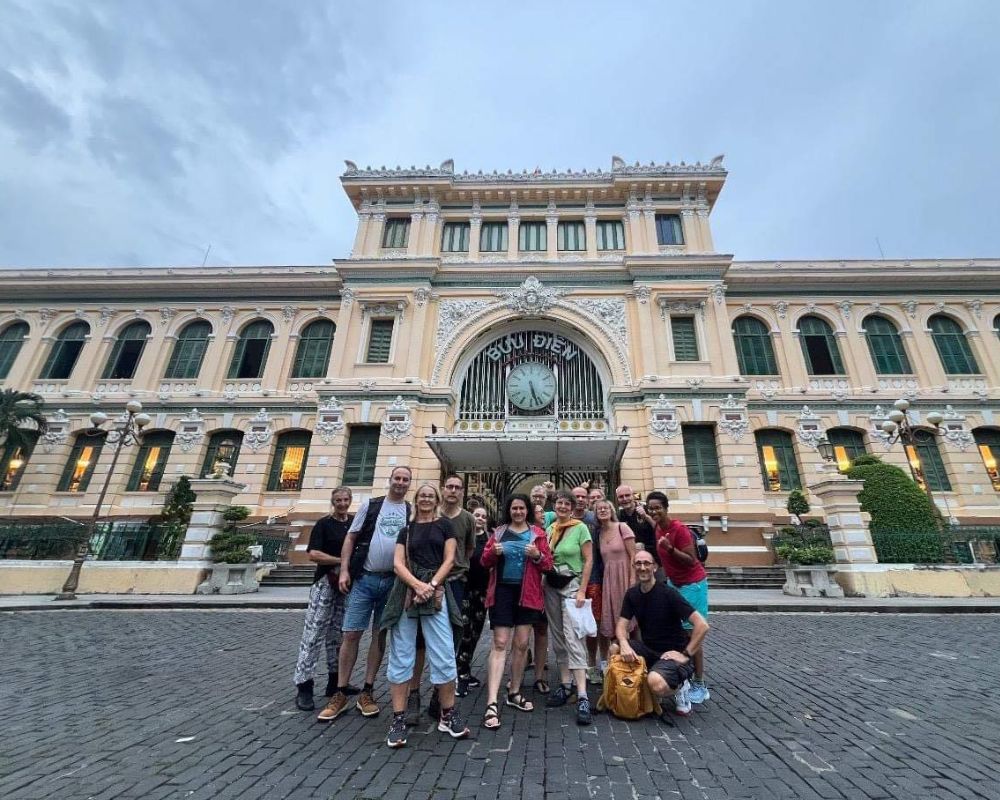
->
[0, 389, 48, 453]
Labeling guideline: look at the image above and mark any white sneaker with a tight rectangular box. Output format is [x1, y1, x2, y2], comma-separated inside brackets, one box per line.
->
[673, 680, 692, 716]
[688, 681, 710, 704]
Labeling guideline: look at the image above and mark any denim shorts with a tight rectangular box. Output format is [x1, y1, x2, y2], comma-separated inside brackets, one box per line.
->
[343, 572, 395, 632]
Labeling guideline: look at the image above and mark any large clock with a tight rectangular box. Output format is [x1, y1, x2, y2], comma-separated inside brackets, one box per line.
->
[506, 362, 556, 411]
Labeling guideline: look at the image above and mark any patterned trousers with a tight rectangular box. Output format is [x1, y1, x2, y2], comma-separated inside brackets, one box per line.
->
[293, 579, 347, 685]
[456, 584, 487, 678]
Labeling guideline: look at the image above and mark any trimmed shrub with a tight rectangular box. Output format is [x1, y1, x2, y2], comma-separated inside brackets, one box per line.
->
[786, 489, 810, 518]
[774, 542, 835, 565]
[846, 455, 940, 534]
[207, 506, 254, 564]
[156, 476, 196, 560]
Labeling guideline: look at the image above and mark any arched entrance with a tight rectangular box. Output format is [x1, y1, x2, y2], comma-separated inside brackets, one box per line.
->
[427, 322, 628, 511]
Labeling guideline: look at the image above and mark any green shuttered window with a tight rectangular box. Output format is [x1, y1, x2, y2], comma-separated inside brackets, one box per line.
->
[201, 431, 243, 478]
[826, 428, 867, 472]
[227, 320, 273, 379]
[343, 426, 380, 485]
[913, 429, 951, 492]
[928, 315, 979, 375]
[441, 222, 470, 252]
[127, 432, 173, 492]
[57, 434, 106, 492]
[101, 321, 151, 380]
[671, 317, 699, 361]
[480, 222, 508, 252]
[267, 431, 311, 491]
[292, 320, 335, 378]
[0, 433, 36, 491]
[864, 315, 911, 374]
[683, 425, 721, 486]
[733, 317, 778, 375]
[519, 221, 547, 251]
[596, 220, 625, 251]
[557, 221, 585, 251]
[798, 315, 844, 375]
[366, 319, 394, 363]
[655, 214, 683, 245]
[40, 322, 89, 380]
[164, 320, 211, 380]
[756, 430, 801, 491]
[382, 218, 410, 249]
[0, 322, 28, 380]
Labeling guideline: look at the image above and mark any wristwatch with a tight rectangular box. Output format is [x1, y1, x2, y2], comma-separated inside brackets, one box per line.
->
[430, 579, 439, 589]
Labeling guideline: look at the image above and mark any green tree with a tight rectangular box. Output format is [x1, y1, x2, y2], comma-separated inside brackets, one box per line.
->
[786, 489, 810, 519]
[156, 476, 197, 559]
[0, 389, 47, 452]
[846, 454, 940, 533]
[207, 506, 255, 563]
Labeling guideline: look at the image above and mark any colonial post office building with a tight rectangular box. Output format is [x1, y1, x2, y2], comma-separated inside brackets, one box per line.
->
[2, 157, 999, 565]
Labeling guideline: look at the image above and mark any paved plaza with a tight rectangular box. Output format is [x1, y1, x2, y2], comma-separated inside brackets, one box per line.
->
[1, 610, 998, 800]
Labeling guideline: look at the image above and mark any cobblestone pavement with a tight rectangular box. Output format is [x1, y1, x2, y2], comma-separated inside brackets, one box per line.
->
[1, 611, 998, 800]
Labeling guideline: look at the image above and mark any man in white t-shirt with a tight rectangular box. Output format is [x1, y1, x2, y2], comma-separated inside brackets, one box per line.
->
[317, 466, 411, 722]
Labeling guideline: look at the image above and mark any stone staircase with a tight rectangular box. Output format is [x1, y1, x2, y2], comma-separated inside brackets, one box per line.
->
[260, 564, 314, 586]
[706, 566, 785, 590]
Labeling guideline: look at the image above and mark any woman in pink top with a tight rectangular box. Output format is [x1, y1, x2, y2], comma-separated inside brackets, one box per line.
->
[594, 500, 636, 639]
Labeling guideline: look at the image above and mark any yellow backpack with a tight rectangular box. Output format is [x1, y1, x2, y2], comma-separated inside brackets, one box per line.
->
[597, 654, 662, 720]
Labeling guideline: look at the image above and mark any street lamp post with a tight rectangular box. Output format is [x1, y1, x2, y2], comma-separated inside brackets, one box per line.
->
[55, 400, 151, 601]
[877, 398, 945, 507]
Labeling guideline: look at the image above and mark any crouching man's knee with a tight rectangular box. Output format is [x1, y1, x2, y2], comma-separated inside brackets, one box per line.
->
[647, 671, 671, 698]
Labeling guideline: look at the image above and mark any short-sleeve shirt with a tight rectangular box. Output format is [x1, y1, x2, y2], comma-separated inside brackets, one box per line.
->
[655, 519, 707, 586]
[349, 497, 408, 573]
[444, 509, 477, 581]
[619, 582, 695, 654]
[307, 514, 353, 584]
[618, 507, 658, 565]
[548, 521, 592, 575]
[499, 526, 532, 584]
[397, 517, 456, 572]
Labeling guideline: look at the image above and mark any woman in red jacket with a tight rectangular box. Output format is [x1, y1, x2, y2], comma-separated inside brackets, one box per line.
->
[479, 493, 554, 730]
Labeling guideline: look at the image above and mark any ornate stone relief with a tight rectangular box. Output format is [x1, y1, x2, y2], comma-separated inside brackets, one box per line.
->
[244, 408, 273, 452]
[901, 300, 918, 319]
[382, 396, 413, 442]
[868, 406, 895, 450]
[282, 305, 299, 324]
[710, 284, 726, 305]
[361, 301, 407, 318]
[221, 306, 236, 324]
[753, 379, 781, 400]
[497, 276, 564, 316]
[99, 307, 117, 327]
[40, 409, 70, 452]
[341, 288, 355, 307]
[772, 301, 788, 320]
[937, 405, 975, 451]
[414, 287, 432, 307]
[569, 298, 628, 353]
[657, 298, 706, 320]
[717, 394, 749, 442]
[160, 307, 177, 325]
[836, 300, 853, 321]
[315, 395, 346, 443]
[39, 308, 57, 323]
[435, 300, 493, 352]
[965, 300, 983, 320]
[176, 409, 205, 453]
[648, 395, 681, 440]
[796, 406, 824, 449]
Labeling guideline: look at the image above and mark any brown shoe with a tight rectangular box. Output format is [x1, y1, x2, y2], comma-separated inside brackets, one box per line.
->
[356, 691, 380, 717]
[317, 692, 349, 722]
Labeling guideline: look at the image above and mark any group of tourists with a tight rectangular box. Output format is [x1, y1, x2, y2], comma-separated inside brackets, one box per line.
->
[291, 465, 711, 748]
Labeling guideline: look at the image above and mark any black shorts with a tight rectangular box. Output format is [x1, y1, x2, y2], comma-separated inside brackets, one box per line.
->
[489, 583, 544, 628]
[629, 639, 695, 690]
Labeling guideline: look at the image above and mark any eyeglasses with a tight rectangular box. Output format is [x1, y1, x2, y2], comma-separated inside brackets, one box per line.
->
[444, 484, 463, 491]
[633, 562, 655, 569]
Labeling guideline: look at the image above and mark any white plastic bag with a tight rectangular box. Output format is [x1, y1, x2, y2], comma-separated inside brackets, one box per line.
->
[564, 597, 597, 638]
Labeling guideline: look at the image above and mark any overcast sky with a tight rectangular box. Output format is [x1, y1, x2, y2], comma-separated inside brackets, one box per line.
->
[1, 0, 998, 269]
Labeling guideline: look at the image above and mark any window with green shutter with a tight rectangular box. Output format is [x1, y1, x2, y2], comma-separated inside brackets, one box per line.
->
[518, 221, 547, 251]
[57, 433, 106, 492]
[40, 321, 89, 380]
[863, 315, 911, 374]
[480, 222, 508, 252]
[164, 320, 211, 380]
[343, 425, 380, 485]
[913, 429, 951, 492]
[200, 430, 243, 478]
[292, 319, 335, 378]
[0, 322, 28, 380]
[227, 319, 273, 379]
[557, 221, 585, 251]
[683, 425, 721, 485]
[267, 430, 311, 491]
[382, 218, 410, 248]
[733, 316, 778, 375]
[101, 321, 151, 380]
[671, 317, 699, 361]
[366, 319, 394, 363]
[127, 431, 174, 492]
[928, 314, 979, 375]
[755, 430, 801, 491]
[0, 432, 36, 492]
[441, 222, 470, 252]
[826, 428, 867, 472]
[596, 220, 625, 251]
[655, 214, 684, 245]
[973, 428, 1000, 490]
[798, 315, 844, 375]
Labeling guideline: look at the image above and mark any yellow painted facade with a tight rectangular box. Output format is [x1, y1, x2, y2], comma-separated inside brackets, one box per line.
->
[2, 157, 1000, 566]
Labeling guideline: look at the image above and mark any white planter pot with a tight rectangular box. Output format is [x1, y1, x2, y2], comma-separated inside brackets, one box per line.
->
[196, 563, 260, 595]
[782, 566, 844, 598]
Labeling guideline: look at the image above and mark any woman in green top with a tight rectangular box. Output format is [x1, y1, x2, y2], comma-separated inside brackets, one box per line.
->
[543, 490, 594, 725]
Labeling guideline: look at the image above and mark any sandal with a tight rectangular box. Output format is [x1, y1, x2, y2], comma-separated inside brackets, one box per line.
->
[482, 702, 501, 730]
[506, 691, 534, 712]
[533, 679, 550, 695]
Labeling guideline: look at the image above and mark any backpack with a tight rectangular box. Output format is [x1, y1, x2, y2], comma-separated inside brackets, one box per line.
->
[690, 525, 709, 564]
[597, 654, 661, 720]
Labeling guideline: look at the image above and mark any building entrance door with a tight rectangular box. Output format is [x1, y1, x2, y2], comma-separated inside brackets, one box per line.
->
[460, 466, 621, 518]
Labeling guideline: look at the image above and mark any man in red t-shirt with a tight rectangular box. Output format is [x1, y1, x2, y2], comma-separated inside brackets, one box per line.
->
[645, 491, 711, 705]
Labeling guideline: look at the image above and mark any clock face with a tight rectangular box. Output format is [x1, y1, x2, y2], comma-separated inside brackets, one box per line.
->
[506, 362, 556, 411]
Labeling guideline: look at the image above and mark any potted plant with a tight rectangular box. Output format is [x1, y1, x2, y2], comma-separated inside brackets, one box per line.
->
[196, 506, 260, 594]
[773, 525, 843, 598]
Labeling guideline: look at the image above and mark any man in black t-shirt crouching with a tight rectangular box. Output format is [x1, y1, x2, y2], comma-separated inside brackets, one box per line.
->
[612, 547, 709, 718]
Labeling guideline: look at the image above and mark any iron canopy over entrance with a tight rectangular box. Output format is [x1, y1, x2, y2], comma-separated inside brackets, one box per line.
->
[426, 430, 628, 473]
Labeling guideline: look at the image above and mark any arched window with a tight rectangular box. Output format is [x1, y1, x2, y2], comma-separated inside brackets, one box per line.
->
[755, 429, 801, 491]
[227, 320, 273, 379]
[0, 431, 37, 491]
[201, 430, 243, 478]
[973, 428, 1000, 491]
[0, 322, 29, 380]
[101, 321, 152, 380]
[798, 315, 844, 375]
[928, 314, 979, 375]
[126, 431, 174, 492]
[39, 322, 89, 380]
[863, 315, 911, 375]
[826, 428, 867, 473]
[733, 317, 778, 376]
[267, 430, 311, 491]
[164, 320, 212, 380]
[292, 319, 335, 378]
[57, 432, 107, 493]
[909, 429, 951, 493]
[993, 314, 1000, 343]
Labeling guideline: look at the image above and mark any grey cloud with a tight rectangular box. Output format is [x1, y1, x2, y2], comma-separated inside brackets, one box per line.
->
[0, 69, 72, 150]
[87, 96, 187, 183]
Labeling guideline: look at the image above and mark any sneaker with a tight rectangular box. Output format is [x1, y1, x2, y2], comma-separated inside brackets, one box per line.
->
[437, 705, 471, 739]
[587, 666, 603, 686]
[576, 697, 593, 726]
[466, 674, 482, 689]
[405, 690, 420, 727]
[546, 684, 572, 708]
[295, 681, 315, 711]
[427, 689, 441, 721]
[688, 681, 710, 705]
[455, 676, 470, 698]
[317, 692, 348, 722]
[356, 691, 380, 717]
[386, 713, 408, 748]
[673, 680, 692, 716]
